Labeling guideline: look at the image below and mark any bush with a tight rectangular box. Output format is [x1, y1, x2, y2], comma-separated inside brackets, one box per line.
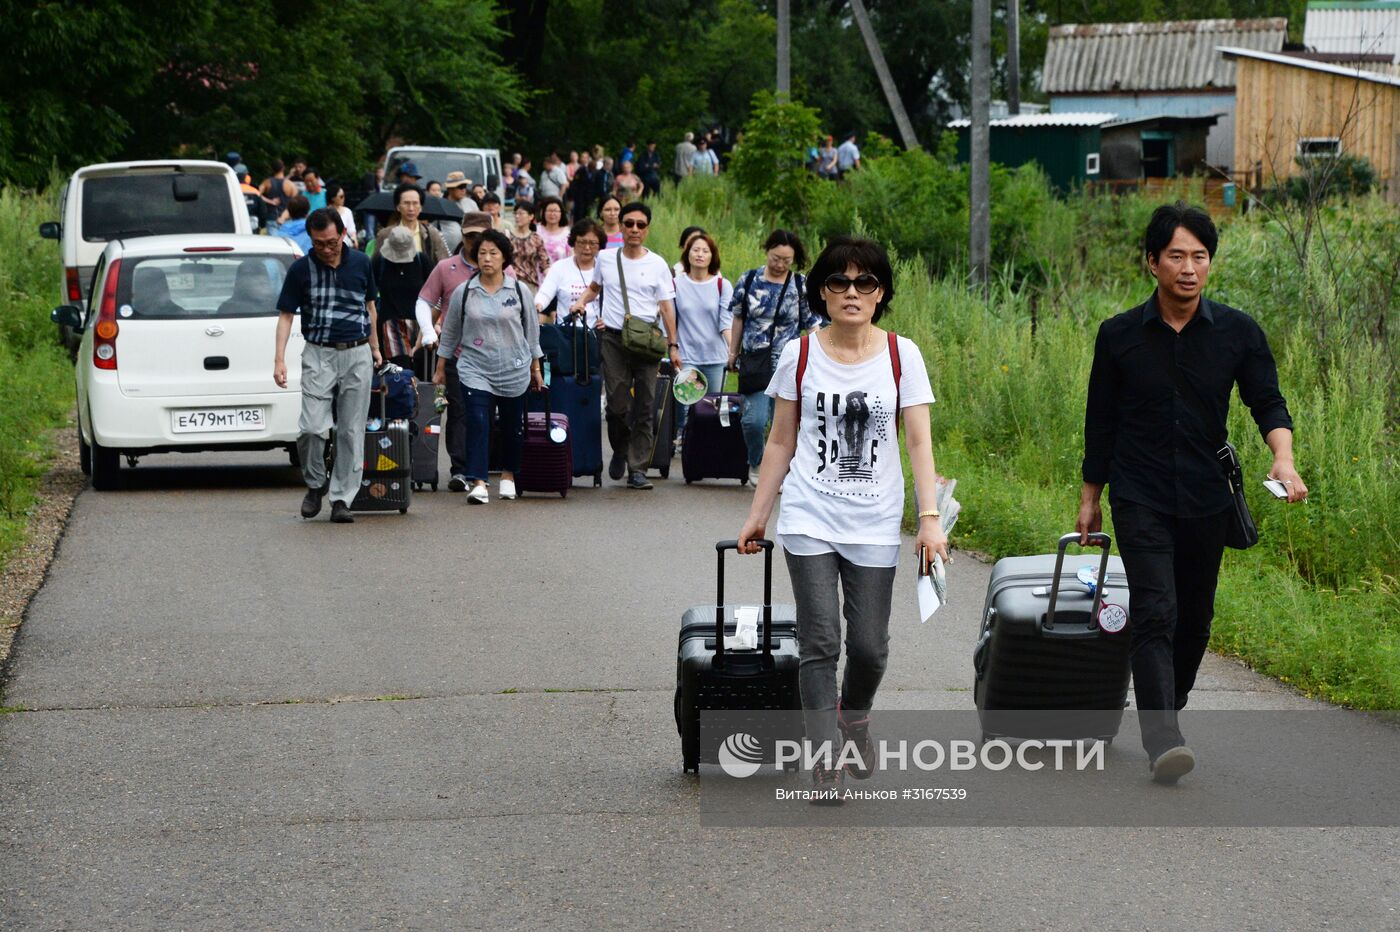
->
[1282, 153, 1377, 205]
[727, 91, 825, 222]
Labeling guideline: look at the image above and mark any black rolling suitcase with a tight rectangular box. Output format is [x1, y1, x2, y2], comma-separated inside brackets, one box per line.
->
[649, 359, 678, 478]
[682, 393, 750, 485]
[350, 391, 413, 514]
[412, 349, 441, 491]
[973, 532, 1132, 742]
[675, 540, 801, 773]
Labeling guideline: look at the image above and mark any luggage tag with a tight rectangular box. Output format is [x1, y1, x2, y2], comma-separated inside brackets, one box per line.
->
[1098, 602, 1128, 634]
[725, 605, 760, 650]
[718, 395, 732, 428]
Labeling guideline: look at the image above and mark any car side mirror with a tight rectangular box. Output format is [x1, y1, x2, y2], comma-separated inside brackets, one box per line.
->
[39, 222, 61, 240]
[51, 304, 84, 331]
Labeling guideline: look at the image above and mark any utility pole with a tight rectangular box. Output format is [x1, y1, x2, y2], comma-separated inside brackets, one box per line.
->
[777, 0, 791, 98]
[1006, 0, 1021, 115]
[848, 0, 920, 150]
[970, 0, 991, 294]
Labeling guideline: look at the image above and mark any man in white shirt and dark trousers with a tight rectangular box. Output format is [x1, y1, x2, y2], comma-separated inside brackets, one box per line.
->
[569, 202, 683, 490]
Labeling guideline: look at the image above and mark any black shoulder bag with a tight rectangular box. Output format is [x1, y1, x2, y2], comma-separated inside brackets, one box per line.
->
[736, 269, 790, 395]
[1169, 354, 1258, 550]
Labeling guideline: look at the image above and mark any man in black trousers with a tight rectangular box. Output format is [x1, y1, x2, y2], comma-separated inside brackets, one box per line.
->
[1077, 201, 1308, 785]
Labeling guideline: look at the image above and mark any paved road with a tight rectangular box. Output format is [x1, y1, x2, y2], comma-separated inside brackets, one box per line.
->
[2, 449, 1397, 928]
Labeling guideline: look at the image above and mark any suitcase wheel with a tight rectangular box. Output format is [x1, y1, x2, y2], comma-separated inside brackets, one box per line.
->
[399, 507, 408, 514]
[593, 470, 602, 487]
[685, 478, 694, 485]
[559, 489, 567, 498]
[431, 482, 438, 492]
[741, 478, 749, 486]
[660, 463, 670, 479]
[412, 481, 421, 491]
[683, 755, 699, 774]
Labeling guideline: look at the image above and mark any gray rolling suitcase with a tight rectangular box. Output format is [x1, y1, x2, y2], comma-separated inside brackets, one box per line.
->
[412, 349, 441, 491]
[674, 540, 801, 773]
[973, 533, 1132, 742]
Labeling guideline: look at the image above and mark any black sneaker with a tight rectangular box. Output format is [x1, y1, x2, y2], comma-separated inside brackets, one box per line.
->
[809, 761, 845, 806]
[608, 453, 626, 481]
[448, 474, 468, 492]
[838, 703, 876, 780]
[1150, 745, 1195, 785]
[627, 471, 653, 490]
[300, 486, 325, 519]
[329, 500, 355, 523]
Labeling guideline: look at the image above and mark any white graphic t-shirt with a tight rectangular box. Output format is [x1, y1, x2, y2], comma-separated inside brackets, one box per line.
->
[766, 333, 934, 549]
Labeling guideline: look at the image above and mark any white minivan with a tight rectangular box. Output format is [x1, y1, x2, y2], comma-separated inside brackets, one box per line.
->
[382, 146, 505, 203]
[52, 234, 304, 490]
[40, 160, 251, 352]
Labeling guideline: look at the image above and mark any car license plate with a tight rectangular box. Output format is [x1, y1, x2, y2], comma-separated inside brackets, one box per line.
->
[171, 407, 266, 433]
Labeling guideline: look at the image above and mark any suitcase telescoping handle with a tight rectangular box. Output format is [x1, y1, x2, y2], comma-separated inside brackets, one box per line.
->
[713, 539, 775, 668]
[1044, 532, 1111, 631]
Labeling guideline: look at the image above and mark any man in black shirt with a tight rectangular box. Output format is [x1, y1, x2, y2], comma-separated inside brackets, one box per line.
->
[1077, 202, 1308, 784]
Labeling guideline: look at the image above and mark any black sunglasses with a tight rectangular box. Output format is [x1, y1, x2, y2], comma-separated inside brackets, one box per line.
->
[824, 272, 881, 295]
[622, 219, 649, 229]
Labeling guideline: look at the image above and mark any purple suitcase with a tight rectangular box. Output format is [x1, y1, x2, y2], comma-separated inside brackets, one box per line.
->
[682, 393, 750, 485]
[517, 392, 573, 498]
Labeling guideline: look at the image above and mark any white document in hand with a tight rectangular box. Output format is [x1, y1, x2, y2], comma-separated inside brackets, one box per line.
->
[917, 551, 946, 623]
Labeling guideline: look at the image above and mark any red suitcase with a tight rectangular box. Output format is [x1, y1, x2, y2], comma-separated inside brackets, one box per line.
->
[517, 392, 573, 498]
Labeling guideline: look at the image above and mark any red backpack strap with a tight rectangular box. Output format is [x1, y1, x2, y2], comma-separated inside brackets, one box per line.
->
[887, 331, 902, 439]
[794, 334, 810, 432]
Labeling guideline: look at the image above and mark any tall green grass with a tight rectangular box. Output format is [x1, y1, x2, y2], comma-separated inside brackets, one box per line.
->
[650, 176, 1400, 709]
[0, 185, 77, 566]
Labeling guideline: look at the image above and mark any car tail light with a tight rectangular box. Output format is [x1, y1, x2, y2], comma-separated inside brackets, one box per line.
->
[93, 258, 122, 370]
[65, 267, 82, 302]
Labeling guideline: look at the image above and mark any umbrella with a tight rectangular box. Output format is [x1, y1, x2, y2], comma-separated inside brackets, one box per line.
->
[353, 191, 465, 223]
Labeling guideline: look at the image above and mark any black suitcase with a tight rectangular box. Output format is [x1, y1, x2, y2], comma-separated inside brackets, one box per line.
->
[412, 350, 441, 491]
[973, 532, 1132, 742]
[350, 391, 413, 514]
[682, 393, 750, 485]
[675, 540, 801, 774]
[649, 360, 677, 478]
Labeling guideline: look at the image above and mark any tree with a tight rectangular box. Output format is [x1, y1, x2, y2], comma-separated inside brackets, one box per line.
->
[728, 91, 824, 220]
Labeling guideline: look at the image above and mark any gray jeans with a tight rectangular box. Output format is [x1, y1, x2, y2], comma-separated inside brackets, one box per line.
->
[297, 342, 373, 504]
[784, 548, 897, 746]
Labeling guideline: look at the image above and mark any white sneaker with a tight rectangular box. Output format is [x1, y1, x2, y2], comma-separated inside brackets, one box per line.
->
[748, 465, 761, 485]
[499, 478, 517, 500]
[467, 484, 489, 505]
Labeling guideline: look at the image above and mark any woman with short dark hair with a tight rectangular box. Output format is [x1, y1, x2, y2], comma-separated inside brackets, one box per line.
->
[433, 229, 545, 505]
[598, 195, 624, 248]
[535, 196, 572, 264]
[726, 229, 820, 482]
[508, 199, 552, 290]
[736, 235, 948, 802]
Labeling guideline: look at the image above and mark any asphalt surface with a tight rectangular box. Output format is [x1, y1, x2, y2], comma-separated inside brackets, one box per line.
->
[2, 448, 1397, 928]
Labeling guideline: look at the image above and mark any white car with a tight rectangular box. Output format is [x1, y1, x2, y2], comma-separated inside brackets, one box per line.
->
[53, 234, 305, 490]
[39, 160, 253, 353]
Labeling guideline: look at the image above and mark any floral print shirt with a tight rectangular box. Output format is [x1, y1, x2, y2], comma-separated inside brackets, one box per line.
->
[728, 268, 821, 358]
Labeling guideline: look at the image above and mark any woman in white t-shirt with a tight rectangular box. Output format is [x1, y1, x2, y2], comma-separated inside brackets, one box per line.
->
[737, 236, 950, 802]
[534, 218, 604, 327]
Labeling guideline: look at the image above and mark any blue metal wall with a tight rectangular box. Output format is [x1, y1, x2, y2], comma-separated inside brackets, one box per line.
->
[1050, 93, 1237, 169]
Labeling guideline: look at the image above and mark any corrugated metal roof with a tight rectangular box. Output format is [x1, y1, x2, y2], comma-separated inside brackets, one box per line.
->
[1042, 19, 1287, 93]
[1220, 45, 1400, 87]
[1304, 5, 1400, 61]
[947, 112, 1118, 129]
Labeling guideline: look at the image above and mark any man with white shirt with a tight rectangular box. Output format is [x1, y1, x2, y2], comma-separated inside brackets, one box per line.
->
[569, 202, 683, 489]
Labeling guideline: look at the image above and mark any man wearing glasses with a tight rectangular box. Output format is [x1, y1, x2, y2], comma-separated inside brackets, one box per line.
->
[274, 208, 383, 523]
[568, 202, 682, 489]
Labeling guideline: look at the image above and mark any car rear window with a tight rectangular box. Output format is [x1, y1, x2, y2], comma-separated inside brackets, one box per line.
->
[385, 151, 488, 190]
[116, 254, 292, 319]
[81, 173, 237, 242]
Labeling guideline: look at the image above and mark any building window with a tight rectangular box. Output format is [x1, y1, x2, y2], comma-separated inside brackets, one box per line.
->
[1086, 152, 1101, 175]
[1298, 137, 1341, 158]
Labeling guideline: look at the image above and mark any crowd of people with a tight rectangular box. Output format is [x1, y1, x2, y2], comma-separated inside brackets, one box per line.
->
[258, 138, 1306, 796]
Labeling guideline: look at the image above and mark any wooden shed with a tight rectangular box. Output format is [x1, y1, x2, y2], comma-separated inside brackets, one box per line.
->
[1223, 46, 1400, 187]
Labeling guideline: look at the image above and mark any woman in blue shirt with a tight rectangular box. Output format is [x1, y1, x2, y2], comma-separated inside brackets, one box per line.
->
[726, 229, 821, 482]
